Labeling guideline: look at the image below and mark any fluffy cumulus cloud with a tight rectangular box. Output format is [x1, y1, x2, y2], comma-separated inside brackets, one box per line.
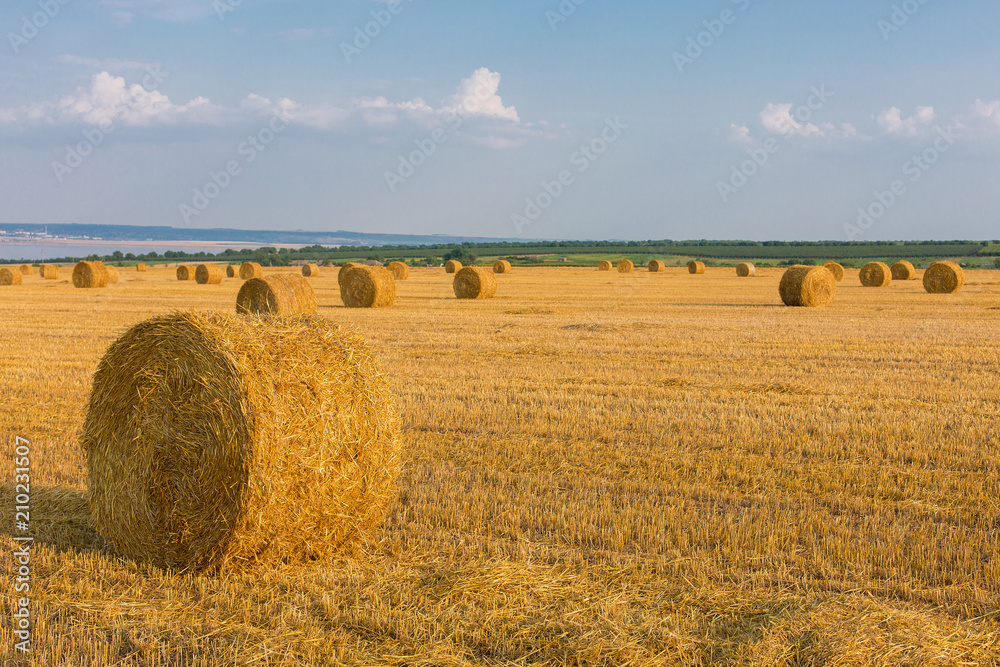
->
[973, 99, 1000, 127]
[754, 103, 856, 140]
[441, 67, 520, 122]
[876, 106, 935, 135]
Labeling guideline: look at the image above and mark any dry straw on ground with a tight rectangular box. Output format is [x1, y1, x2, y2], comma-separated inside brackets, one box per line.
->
[736, 262, 755, 277]
[891, 260, 916, 281]
[81, 310, 402, 572]
[823, 261, 845, 281]
[617, 259, 634, 274]
[39, 264, 59, 279]
[19, 264, 32, 275]
[136, 262, 147, 272]
[176, 265, 196, 281]
[239, 262, 263, 280]
[860, 262, 892, 287]
[445, 260, 462, 274]
[227, 265, 236, 278]
[688, 261, 706, 274]
[598, 260, 613, 271]
[72, 260, 110, 288]
[648, 260, 666, 272]
[302, 263, 321, 278]
[779, 265, 837, 307]
[0, 267, 23, 285]
[237, 273, 318, 316]
[105, 265, 119, 284]
[454, 266, 497, 300]
[923, 261, 965, 294]
[340, 266, 396, 308]
[338, 262, 358, 287]
[493, 260, 512, 274]
[388, 261, 410, 280]
[195, 264, 224, 285]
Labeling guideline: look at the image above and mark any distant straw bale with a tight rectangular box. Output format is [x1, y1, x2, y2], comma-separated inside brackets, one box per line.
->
[0, 268, 23, 286]
[237, 273, 318, 316]
[176, 265, 196, 281]
[779, 265, 836, 307]
[648, 260, 666, 273]
[823, 261, 845, 281]
[688, 261, 706, 274]
[39, 264, 59, 280]
[598, 260, 613, 271]
[617, 259, 634, 274]
[302, 263, 321, 278]
[239, 262, 263, 280]
[226, 265, 236, 278]
[19, 264, 32, 275]
[493, 260, 512, 274]
[736, 262, 755, 277]
[72, 261, 110, 289]
[923, 261, 964, 294]
[340, 266, 396, 308]
[136, 263, 147, 272]
[891, 261, 916, 281]
[454, 266, 497, 300]
[859, 262, 892, 287]
[105, 264, 119, 284]
[388, 261, 410, 280]
[196, 264, 224, 285]
[445, 260, 462, 274]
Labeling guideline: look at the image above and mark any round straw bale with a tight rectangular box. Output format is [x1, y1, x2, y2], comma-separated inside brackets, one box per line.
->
[387, 261, 410, 280]
[136, 262, 147, 272]
[598, 260, 613, 271]
[0, 268, 23, 285]
[226, 265, 236, 278]
[39, 264, 59, 279]
[239, 262, 263, 280]
[176, 265, 196, 281]
[823, 261, 845, 281]
[617, 259, 634, 274]
[72, 261, 110, 288]
[923, 261, 964, 294]
[779, 265, 836, 307]
[81, 311, 401, 572]
[338, 262, 358, 287]
[736, 262, 755, 277]
[445, 259, 462, 274]
[196, 264, 224, 285]
[340, 266, 396, 308]
[688, 261, 706, 274]
[302, 263, 321, 278]
[105, 264, 119, 284]
[492, 260, 511, 274]
[237, 273, 318, 316]
[453, 266, 497, 300]
[648, 260, 666, 273]
[19, 264, 32, 275]
[859, 261, 892, 287]
[891, 260, 916, 281]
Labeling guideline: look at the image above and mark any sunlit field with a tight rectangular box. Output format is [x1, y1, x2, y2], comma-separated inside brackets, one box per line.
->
[2, 264, 999, 665]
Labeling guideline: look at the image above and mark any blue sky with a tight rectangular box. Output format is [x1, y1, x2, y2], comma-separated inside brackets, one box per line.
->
[1, 0, 998, 241]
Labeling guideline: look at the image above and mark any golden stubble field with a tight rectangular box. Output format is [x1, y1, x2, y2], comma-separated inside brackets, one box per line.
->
[1, 264, 999, 666]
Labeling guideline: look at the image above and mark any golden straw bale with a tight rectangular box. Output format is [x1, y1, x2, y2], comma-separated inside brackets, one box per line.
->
[598, 260, 613, 271]
[226, 265, 236, 278]
[445, 259, 462, 274]
[338, 262, 358, 287]
[0, 268, 23, 285]
[454, 266, 497, 300]
[81, 311, 401, 572]
[302, 263, 321, 278]
[779, 265, 837, 307]
[617, 259, 634, 274]
[19, 264, 32, 275]
[239, 262, 263, 280]
[736, 262, 755, 277]
[387, 261, 410, 280]
[493, 260, 512, 274]
[237, 273, 318, 316]
[340, 266, 396, 308]
[823, 261, 845, 281]
[176, 265, 196, 281]
[688, 261, 706, 274]
[648, 260, 666, 272]
[72, 261, 110, 288]
[859, 262, 892, 287]
[136, 262, 147, 272]
[196, 264, 224, 285]
[923, 261, 965, 294]
[39, 264, 59, 279]
[891, 260, 916, 281]
[105, 264, 119, 284]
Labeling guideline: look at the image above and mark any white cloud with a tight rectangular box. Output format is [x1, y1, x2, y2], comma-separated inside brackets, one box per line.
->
[877, 106, 934, 135]
[441, 67, 519, 122]
[973, 99, 1000, 126]
[728, 123, 752, 144]
[760, 103, 823, 137]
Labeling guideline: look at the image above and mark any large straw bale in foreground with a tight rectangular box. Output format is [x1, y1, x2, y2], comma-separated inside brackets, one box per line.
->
[196, 264, 224, 285]
[388, 261, 410, 280]
[302, 263, 321, 278]
[736, 262, 755, 277]
[239, 262, 263, 280]
[617, 259, 634, 274]
[72, 261, 110, 288]
[648, 260, 666, 273]
[493, 260, 511, 274]
[859, 262, 892, 287]
[445, 260, 462, 274]
[340, 266, 396, 308]
[81, 311, 401, 572]
[176, 265, 196, 281]
[779, 265, 836, 307]
[891, 261, 916, 281]
[0, 268, 23, 285]
[598, 260, 613, 271]
[923, 261, 964, 294]
[237, 273, 317, 316]
[454, 266, 497, 300]
[338, 263, 358, 287]
[688, 261, 706, 274]
[823, 261, 845, 281]
[39, 264, 59, 280]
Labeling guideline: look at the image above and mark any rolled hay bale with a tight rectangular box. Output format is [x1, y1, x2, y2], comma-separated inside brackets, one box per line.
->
[237, 273, 318, 316]
[19, 264, 32, 275]
[648, 260, 666, 273]
[779, 265, 836, 307]
[445, 259, 462, 274]
[226, 265, 236, 278]
[39, 264, 59, 280]
[81, 311, 402, 572]
[688, 261, 706, 275]
[105, 264, 119, 284]
[859, 261, 892, 287]
[196, 264, 224, 285]
[388, 261, 410, 280]
[736, 262, 755, 277]
[337, 262, 358, 287]
[0, 268, 23, 286]
[823, 261, 845, 282]
[891, 260, 916, 281]
[302, 263, 321, 278]
[493, 260, 512, 274]
[239, 262, 263, 280]
[923, 261, 964, 294]
[72, 260, 110, 289]
[176, 265, 196, 281]
[617, 259, 635, 274]
[598, 260, 613, 271]
[340, 266, 396, 308]
[454, 266, 497, 300]
[136, 263, 147, 273]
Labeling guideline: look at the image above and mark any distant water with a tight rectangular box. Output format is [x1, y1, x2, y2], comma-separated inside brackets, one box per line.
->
[0, 243, 242, 261]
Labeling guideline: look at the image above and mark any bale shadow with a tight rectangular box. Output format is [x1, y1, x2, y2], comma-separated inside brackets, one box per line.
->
[0, 484, 105, 555]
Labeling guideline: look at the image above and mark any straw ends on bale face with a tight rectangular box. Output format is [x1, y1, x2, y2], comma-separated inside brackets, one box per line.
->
[493, 260, 512, 274]
[779, 265, 836, 307]
[338, 263, 358, 287]
[0, 267, 23, 285]
[923, 261, 964, 294]
[823, 261, 845, 282]
[239, 262, 263, 280]
[237, 273, 317, 316]
[72, 261, 110, 288]
[859, 262, 892, 287]
[454, 266, 497, 300]
[598, 260, 613, 271]
[688, 261, 706, 274]
[387, 261, 410, 280]
[81, 311, 402, 572]
[736, 262, 755, 277]
[340, 265, 396, 308]
[617, 259, 634, 274]
[891, 261, 916, 281]
[445, 260, 462, 274]
[195, 264, 224, 285]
